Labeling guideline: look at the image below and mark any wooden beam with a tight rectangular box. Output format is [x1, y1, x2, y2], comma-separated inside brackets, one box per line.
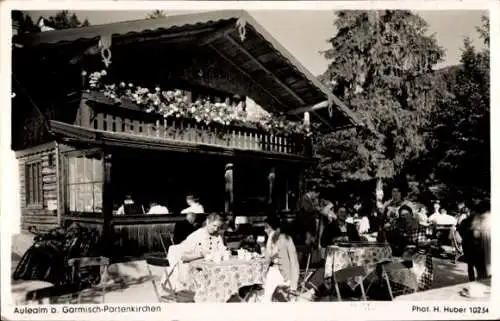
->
[209, 44, 284, 111]
[226, 34, 306, 105]
[199, 26, 234, 46]
[115, 27, 216, 46]
[287, 100, 329, 116]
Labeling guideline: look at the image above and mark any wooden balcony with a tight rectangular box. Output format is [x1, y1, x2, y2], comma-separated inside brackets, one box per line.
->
[75, 92, 308, 157]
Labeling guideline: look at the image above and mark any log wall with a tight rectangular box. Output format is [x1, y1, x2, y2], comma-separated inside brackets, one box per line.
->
[16, 142, 59, 231]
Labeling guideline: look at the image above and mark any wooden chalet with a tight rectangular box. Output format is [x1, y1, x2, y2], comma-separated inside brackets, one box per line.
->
[12, 10, 359, 257]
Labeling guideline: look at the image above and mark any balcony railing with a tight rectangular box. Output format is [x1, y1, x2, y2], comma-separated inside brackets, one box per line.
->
[77, 92, 306, 156]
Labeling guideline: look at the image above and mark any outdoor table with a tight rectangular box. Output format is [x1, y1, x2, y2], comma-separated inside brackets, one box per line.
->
[395, 279, 491, 301]
[188, 257, 268, 302]
[324, 243, 392, 290]
[384, 250, 434, 294]
[11, 280, 54, 304]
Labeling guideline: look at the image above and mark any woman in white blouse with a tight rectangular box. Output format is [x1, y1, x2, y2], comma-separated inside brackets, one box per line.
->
[181, 195, 205, 214]
[165, 214, 225, 291]
[180, 213, 225, 262]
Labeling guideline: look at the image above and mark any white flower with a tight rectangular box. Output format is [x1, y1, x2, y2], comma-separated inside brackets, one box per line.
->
[174, 90, 182, 97]
[101, 70, 107, 76]
[155, 87, 160, 92]
[119, 82, 126, 88]
[81, 70, 87, 76]
[128, 83, 133, 88]
[190, 107, 196, 113]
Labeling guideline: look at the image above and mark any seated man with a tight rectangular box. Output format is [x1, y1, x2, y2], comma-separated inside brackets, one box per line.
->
[116, 194, 145, 215]
[147, 201, 169, 215]
[173, 213, 199, 245]
[320, 207, 360, 247]
[429, 207, 457, 226]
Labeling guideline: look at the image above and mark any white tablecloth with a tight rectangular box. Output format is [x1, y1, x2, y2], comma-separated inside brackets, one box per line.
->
[395, 280, 491, 301]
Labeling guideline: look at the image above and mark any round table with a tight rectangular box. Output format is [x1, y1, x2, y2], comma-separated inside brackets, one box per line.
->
[188, 257, 268, 302]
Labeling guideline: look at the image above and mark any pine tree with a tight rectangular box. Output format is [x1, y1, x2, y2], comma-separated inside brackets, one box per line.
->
[316, 10, 444, 195]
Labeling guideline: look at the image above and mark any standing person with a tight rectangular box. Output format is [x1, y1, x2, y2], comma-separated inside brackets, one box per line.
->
[116, 194, 145, 215]
[430, 200, 441, 218]
[415, 204, 429, 226]
[297, 184, 320, 267]
[458, 200, 491, 281]
[261, 216, 300, 302]
[181, 195, 205, 214]
[173, 212, 199, 244]
[456, 206, 471, 226]
[382, 187, 406, 222]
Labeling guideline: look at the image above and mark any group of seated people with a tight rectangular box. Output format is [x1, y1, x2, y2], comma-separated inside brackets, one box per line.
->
[165, 213, 301, 302]
[115, 194, 204, 215]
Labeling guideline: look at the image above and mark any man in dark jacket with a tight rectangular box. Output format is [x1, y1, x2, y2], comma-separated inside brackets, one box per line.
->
[320, 207, 360, 247]
[173, 213, 199, 244]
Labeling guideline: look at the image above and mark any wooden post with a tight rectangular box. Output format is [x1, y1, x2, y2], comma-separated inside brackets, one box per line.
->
[101, 151, 113, 257]
[224, 163, 234, 214]
[55, 142, 62, 227]
[285, 176, 289, 212]
[268, 167, 276, 212]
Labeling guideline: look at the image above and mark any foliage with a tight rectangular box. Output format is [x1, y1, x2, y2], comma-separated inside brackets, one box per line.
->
[46, 10, 90, 29]
[85, 70, 309, 135]
[316, 10, 445, 187]
[424, 15, 490, 200]
[12, 10, 90, 34]
[146, 10, 167, 19]
[12, 10, 38, 34]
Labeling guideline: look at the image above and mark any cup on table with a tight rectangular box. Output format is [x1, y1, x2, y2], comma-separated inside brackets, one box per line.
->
[223, 250, 231, 261]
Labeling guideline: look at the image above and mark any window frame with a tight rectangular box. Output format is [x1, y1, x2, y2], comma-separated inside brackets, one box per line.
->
[63, 149, 104, 214]
[24, 160, 44, 209]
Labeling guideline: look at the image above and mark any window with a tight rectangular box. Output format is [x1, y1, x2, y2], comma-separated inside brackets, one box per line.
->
[25, 161, 43, 206]
[67, 153, 103, 213]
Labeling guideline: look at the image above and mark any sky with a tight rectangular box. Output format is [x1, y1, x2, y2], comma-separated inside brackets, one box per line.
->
[26, 9, 488, 76]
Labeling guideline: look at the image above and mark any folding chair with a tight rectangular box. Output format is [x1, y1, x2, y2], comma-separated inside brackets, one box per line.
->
[159, 231, 175, 257]
[332, 265, 368, 301]
[380, 261, 417, 300]
[145, 255, 193, 302]
[67, 256, 110, 304]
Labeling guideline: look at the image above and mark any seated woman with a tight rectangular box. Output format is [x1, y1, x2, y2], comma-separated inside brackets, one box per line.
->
[382, 205, 433, 294]
[181, 195, 205, 214]
[320, 207, 361, 247]
[261, 216, 300, 302]
[179, 213, 225, 262]
[164, 214, 226, 292]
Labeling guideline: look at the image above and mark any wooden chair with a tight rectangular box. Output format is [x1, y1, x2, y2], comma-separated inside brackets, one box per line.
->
[67, 256, 110, 304]
[380, 261, 417, 300]
[332, 266, 368, 301]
